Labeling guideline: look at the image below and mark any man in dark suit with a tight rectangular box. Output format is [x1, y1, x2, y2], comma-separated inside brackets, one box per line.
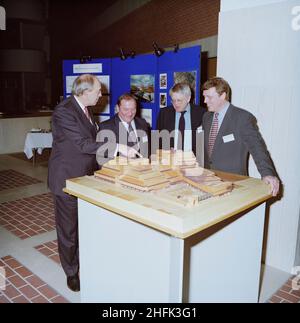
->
[48, 75, 138, 292]
[202, 77, 280, 196]
[97, 93, 150, 166]
[156, 83, 205, 160]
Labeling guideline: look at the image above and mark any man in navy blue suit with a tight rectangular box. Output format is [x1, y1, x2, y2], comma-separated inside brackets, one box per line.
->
[48, 75, 139, 292]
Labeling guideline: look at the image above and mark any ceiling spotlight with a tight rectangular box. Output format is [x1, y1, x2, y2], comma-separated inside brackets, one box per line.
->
[119, 48, 127, 60]
[119, 48, 136, 60]
[174, 44, 179, 53]
[152, 42, 165, 57]
[129, 51, 136, 59]
[79, 55, 92, 64]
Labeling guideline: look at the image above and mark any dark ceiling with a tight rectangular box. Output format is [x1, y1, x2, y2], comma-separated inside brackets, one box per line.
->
[49, 0, 118, 45]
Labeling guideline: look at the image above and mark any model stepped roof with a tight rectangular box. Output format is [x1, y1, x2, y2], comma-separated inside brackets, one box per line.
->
[94, 150, 233, 197]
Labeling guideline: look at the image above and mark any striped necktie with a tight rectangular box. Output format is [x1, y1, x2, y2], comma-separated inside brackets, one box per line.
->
[128, 122, 139, 148]
[208, 112, 219, 157]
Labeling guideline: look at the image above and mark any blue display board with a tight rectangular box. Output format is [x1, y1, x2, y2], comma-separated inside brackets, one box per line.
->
[62, 58, 112, 119]
[62, 45, 201, 128]
[111, 53, 157, 125]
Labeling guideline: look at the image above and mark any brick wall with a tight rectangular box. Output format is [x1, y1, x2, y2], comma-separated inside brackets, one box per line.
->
[51, 0, 220, 103]
[76, 0, 220, 58]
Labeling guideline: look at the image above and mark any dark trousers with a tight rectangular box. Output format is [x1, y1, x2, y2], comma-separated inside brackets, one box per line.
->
[53, 193, 79, 277]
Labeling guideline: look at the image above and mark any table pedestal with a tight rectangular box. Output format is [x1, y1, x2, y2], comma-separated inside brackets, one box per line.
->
[78, 199, 265, 303]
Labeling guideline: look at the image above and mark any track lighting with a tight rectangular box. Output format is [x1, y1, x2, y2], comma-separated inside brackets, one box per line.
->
[79, 55, 92, 64]
[152, 42, 165, 57]
[119, 48, 135, 60]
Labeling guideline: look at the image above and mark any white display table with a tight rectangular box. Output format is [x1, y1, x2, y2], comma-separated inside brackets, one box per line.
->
[65, 171, 272, 303]
[24, 132, 52, 165]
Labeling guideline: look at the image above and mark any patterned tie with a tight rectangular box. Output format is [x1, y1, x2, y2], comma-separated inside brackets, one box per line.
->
[177, 111, 186, 150]
[208, 112, 219, 157]
[128, 122, 139, 148]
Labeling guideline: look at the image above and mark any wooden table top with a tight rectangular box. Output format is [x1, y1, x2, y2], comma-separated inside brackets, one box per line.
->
[64, 171, 272, 239]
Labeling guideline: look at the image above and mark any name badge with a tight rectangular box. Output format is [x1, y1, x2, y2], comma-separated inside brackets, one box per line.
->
[142, 136, 148, 143]
[223, 134, 235, 143]
[197, 126, 203, 133]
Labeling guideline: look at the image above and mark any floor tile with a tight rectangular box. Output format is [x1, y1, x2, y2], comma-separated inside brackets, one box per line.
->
[0, 255, 68, 303]
[0, 193, 55, 239]
[0, 169, 41, 191]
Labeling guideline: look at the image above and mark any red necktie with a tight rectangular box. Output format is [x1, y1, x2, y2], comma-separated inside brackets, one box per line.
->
[84, 107, 91, 123]
[208, 112, 219, 157]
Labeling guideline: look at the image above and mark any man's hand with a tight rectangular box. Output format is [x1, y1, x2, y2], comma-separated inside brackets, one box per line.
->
[118, 144, 142, 158]
[263, 175, 280, 197]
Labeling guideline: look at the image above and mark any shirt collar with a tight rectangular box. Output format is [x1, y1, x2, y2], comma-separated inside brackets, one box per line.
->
[118, 115, 136, 130]
[176, 103, 191, 114]
[74, 95, 86, 112]
[216, 101, 230, 118]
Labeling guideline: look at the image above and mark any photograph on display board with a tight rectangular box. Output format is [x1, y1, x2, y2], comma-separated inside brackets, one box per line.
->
[130, 74, 155, 103]
[159, 73, 167, 89]
[174, 71, 197, 102]
[93, 95, 110, 114]
[65, 75, 110, 94]
[159, 93, 167, 108]
[96, 75, 110, 94]
[140, 108, 152, 127]
[66, 75, 78, 94]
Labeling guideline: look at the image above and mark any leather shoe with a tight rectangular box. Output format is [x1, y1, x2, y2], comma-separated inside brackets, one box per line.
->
[67, 274, 80, 292]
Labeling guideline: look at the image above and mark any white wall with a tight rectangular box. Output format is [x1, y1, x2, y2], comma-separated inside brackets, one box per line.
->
[218, 0, 300, 272]
[0, 116, 51, 154]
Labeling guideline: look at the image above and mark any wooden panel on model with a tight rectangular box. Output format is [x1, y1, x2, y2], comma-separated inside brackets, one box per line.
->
[94, 150, 233, 196]
[64, 173, 272, 238]
[64, 150, 272, 238]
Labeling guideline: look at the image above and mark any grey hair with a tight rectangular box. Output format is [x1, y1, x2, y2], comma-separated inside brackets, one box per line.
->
[169, 82, 191, 98]
[72, 74, 99, 96]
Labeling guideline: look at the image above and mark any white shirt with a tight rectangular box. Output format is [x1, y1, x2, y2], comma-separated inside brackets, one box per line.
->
[74, 95, 94, 125]
[114, 116, 139, 156]
[118, 116, 138, 138]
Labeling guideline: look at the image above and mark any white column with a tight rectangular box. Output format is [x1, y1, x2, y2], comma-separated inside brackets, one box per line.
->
[218, 0, 300, 272]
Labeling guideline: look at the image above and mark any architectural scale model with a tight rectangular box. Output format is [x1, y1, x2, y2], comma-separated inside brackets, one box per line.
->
[94, 150, 233, 207]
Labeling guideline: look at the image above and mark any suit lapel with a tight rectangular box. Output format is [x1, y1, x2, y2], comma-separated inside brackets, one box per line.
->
[114, 115, 122, 140]
[70, 96, 97, 136]
[211, 104, 234, 155]
[190, 104, 198, 130]
[167, 107, 176, 131]
[204, 112, 213, 152]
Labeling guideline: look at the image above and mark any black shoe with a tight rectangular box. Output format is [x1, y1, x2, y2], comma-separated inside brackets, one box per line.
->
[67, 274, 80, 292]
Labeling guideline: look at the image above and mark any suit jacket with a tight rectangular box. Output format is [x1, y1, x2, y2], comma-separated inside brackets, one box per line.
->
[48, 96, 100, 196]
[156, 104, 205, 156]
[203, 104, 277, 177]
[96, 114, 150, 166]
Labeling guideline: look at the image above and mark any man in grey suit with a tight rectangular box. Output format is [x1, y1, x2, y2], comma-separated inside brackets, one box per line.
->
[202, 77, 279, 196]
[48, 75, 138, 292]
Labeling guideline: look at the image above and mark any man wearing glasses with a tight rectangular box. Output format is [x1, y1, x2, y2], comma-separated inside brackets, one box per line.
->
[156, 83, 205, 159]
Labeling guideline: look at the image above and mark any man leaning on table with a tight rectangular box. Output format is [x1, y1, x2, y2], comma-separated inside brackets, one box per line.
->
[202, 76, 280, 196]
[48, 74, 139, 292]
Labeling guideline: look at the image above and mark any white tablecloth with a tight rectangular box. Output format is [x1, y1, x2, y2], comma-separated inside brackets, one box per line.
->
[24, 132, 53, 159]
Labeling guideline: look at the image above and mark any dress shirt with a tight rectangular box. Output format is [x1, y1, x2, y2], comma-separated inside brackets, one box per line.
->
[174, 103, 192, 151]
